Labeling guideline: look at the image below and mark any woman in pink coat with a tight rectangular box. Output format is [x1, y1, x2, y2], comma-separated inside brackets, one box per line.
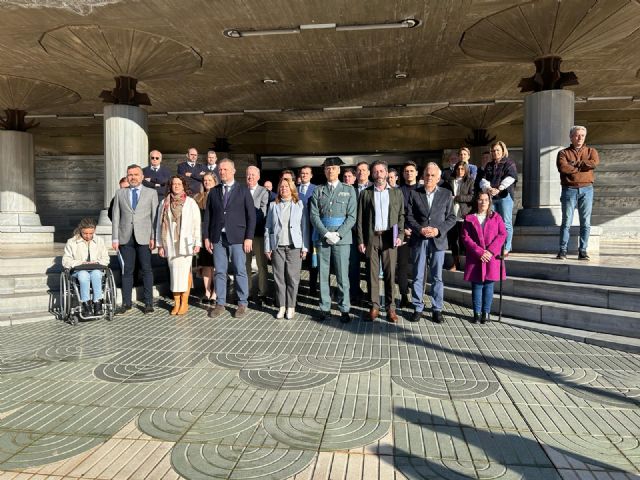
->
[461, 191, 507, 324]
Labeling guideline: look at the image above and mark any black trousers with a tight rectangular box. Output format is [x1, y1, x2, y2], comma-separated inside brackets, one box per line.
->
[120, 233, 154, 306]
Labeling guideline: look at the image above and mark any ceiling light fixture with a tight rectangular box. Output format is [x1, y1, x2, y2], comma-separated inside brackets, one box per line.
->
[204, 111, 245, 116]
[23, 114, 57, 119]
[262, 79, 278, 85]
[244, 109, 282, 113]
[336, 18, 419, 32]
[394, 72, 408, 79]
[323, 105, 363, 111]
[224, 18, 419, 38]
[167, 110, 204, 115]
[448, 101, 495, 107]
[586, 96, 633, 101]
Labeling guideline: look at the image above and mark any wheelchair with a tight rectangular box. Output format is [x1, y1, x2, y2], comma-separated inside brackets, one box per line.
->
[59, 265, 117, 325]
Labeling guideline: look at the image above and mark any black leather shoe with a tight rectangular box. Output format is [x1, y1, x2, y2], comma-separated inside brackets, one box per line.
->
[472, 313, 480, 324]
[578, 251, 590, 261]
[143, 304, 154, 314]
[340, 311, 351, 323]
[399, 295, 411, 309]
[318, 311, 331, 321]
[432, 311, 443, 323]
[117, 304, 132, 315]
[93, 302, 103, 316]
[408, 311, 421, 323]
[81, 302, 92, 317]
[556, 251, 567, 260]
[481, 313, 489, 324]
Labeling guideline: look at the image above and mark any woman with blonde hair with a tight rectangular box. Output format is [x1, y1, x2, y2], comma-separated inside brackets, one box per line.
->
[193, 172, 217, 304]
[264, 177, 309, 319]
[62, 217, 110, 317]
[157, 175, 201, 315]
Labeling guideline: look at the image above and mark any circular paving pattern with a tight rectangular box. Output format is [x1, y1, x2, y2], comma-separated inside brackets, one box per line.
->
[1, 296, 640, 478]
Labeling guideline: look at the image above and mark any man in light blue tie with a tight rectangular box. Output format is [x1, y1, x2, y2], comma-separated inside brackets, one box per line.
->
[111, 164, 159, 314]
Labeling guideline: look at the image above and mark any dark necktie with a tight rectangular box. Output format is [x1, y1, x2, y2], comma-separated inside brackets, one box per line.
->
[86, 244, 91, 262]
[132, 188, 139, 210]
[223, 185, 230, 207]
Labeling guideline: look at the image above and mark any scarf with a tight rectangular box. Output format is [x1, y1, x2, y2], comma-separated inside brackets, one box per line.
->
[161, 192, 186, 248]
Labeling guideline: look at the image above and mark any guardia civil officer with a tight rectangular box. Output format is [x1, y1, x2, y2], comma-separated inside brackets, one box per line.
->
[309, 157, 357, 322]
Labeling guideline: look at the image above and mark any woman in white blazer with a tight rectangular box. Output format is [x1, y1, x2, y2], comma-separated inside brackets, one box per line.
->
[62, 217, 110, 317]
[264, 178, 310, 319]
[157, 175, 201, 315]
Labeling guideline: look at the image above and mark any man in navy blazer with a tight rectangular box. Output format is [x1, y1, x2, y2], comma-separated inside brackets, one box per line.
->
[142, 150, 171, 200]
[177, 147, 207, 195]
[204, 158, 256, 318]
[297, 165, 317, 292]
[406, 162, 457, 324]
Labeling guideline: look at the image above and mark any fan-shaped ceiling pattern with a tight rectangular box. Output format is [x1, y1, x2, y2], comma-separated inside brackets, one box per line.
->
[39, 25, 202, 80]
[430, 103, 523, 130]
[0, 74, 80, 111]
[176, 115, 265, 139]
[460, 0, 640, 62]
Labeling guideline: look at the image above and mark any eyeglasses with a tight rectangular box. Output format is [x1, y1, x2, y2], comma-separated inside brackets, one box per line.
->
[150, 156, 160, 160]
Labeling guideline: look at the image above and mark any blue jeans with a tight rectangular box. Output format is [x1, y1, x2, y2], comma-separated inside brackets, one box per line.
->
[214, 233, 249, 306]
[411, 238, 444, 313]
[471, 281, 494, 314]
[73, 270, 103, 302]
[492, 194, 513, 252]
[559, 185, 593, 254]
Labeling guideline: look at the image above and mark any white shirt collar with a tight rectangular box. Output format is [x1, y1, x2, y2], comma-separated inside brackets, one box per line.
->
[328, 180, 340, 188]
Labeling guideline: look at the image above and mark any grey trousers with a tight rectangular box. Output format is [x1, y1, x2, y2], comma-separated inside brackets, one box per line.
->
[272, 246, 302, 308]
[368, 232, 397, 310]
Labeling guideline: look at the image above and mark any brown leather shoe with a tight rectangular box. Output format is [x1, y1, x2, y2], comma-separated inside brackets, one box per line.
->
[368, 308, 379, 321]
[387, 309, 398, 323]
[208, 304, 225, 318]
[235, 304, 248, 318]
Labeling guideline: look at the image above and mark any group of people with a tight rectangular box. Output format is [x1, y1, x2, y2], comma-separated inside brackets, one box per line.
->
[63, 125, 598, 324]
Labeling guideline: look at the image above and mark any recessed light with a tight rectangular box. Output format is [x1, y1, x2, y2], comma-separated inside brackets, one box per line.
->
[262, 79, 278, 85]
[394, 72, 408, 79]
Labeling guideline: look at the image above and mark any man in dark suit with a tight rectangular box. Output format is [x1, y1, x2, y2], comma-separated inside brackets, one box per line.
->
[357, 160, 404, 322]
[177, 147, 207, 195]
[297, 165, 317, 292]
[397, 161, 420, 308]
[245, 165, 270, 305]
[204, 158, 256, 318]
[111, 164, 159, 314]
[204, 150, 221, 183]
[406, 162, 457, 323]
[142, 150, 171, 200]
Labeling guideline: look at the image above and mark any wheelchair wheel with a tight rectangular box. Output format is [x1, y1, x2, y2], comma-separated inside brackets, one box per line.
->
[59, 270, 72, 323]
[104, 269, 117, 321]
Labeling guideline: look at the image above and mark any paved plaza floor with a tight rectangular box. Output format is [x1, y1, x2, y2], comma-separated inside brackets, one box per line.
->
[1, 285, 639, 479]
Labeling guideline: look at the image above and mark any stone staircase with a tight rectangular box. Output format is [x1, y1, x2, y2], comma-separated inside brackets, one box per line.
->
[0, 244, 169, 326]
[444, 255, 640, 339]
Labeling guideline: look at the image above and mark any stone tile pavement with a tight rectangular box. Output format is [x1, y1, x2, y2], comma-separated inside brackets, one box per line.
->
[1, 285, 639, 479]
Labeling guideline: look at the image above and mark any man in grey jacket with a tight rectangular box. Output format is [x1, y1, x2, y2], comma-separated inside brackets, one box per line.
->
[245, 166, 270, 306]
[111, 164, 158, 314]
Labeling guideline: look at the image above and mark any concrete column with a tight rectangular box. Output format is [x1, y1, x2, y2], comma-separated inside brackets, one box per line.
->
[0, 130, 54, 243]
[97, 104, 148, 238]
[513, 89, 600, 253]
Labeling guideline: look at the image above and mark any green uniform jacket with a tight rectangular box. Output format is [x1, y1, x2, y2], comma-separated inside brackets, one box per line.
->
[356, 185, 405, 252]
[309, 182, 357, 245]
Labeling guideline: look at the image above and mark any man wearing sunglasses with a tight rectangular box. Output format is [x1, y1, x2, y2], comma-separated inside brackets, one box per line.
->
[142, 150, 171, 200]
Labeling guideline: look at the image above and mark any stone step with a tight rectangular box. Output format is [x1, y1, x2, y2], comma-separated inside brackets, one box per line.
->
[504, 258, 640, 288]
[443, 271, 640, 313]
[0, 284, 169, 321]
[444, 285, 640, 339]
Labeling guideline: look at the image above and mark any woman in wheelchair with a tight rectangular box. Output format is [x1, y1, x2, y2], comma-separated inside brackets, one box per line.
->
[62, 217, 110, 317]
[157, 175, 201, 315]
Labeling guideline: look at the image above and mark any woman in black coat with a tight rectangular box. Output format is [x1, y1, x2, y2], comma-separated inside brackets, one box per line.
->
[442, 161, 475, 270]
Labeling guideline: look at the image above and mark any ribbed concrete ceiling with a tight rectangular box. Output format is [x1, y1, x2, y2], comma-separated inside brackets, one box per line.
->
[0, 0, 638, 153]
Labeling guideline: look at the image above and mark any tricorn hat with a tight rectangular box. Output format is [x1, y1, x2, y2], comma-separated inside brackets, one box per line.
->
[322, 156, 344, 167]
